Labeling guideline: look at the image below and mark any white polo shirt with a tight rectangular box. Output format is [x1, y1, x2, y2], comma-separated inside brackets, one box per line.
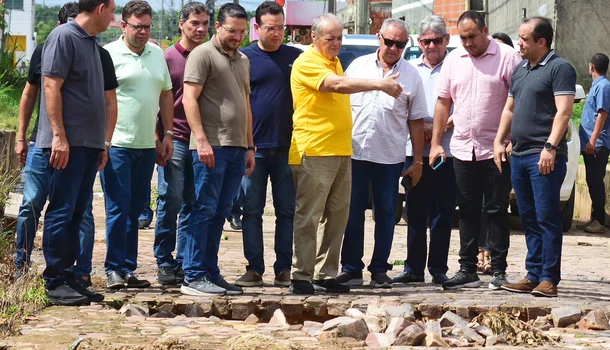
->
[345, 51, 427, 164]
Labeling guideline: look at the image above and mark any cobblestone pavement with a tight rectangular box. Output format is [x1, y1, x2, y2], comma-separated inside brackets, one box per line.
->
[3, 175, 610, 349]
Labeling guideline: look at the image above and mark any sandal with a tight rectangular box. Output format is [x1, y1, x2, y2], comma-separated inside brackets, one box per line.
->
[477, 249, 485, 274]
[482, 251, 492, 275]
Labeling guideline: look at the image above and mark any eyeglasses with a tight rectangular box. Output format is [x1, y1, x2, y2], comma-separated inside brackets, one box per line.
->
[419, 36, 445, 46]
[261, 25, 286, 33]
[380, 34, 407, 49]
[222, 25, 248, 37]
[125, 22, 153, 32]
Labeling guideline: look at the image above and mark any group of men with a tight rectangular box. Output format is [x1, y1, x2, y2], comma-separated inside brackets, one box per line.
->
[13, 0, 609, 305]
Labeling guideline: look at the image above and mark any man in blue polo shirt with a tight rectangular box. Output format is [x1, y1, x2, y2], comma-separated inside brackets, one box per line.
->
[234, 1, 301, 288]
[577, 53, 610, 234]
[494, 17, 576, 298]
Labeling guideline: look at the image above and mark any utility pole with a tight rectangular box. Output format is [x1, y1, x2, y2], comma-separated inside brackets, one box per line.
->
[233, 0, 239, 4]
[356, 0, 369, 34]
[206, 0, 214, 39]
[328, 0, 336, 14]
[159, 0, 164, 41]
[169, 0, 174, 39]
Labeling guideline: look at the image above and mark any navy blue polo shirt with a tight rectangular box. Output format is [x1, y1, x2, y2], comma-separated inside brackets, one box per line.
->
[509, 50, 576, 156]
[240, 44, 302, 148]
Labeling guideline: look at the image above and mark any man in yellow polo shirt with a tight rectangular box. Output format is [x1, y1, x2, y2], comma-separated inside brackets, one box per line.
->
[289, 13, 403, 294]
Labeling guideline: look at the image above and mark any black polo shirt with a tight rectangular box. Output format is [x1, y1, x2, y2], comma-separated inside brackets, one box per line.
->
[509, 50, 576, 156]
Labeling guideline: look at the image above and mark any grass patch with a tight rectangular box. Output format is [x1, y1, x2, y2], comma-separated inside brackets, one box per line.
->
[0, 85, 21, 132]
[572, 101, 584, 130]
[392, 260, 405, 266]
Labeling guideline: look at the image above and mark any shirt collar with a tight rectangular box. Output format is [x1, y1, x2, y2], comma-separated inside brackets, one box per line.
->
[374, 49, 402, 71]
[459, 37, 498, 58]
[415, 52, 447, 70]
[307, 44, 340, 65]
[174, 41, 190, 57]
[67, 18, 96, 40]
[523, 49, 555, 68]
[592, 75, 607, 87]
[211, 35, 240, 60]
[115, 35, 153, 56]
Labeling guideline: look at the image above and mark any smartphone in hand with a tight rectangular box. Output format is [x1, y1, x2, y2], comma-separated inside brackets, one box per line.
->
[433, 155, 445, 170]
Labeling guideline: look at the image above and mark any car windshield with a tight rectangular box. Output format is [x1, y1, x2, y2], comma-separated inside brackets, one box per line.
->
[338, 44, 379, 69]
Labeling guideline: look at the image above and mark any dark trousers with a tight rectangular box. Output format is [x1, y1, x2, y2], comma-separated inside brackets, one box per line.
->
[511, 153, 566, 285]
[453, 156, 511, 274]
[583, 147, 610, 224]
[404, 156, 456, 276]
[341, 159, 403, 274]
[42, 146, 100, 290]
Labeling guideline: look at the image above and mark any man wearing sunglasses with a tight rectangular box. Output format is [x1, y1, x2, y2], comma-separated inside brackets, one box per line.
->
[337, 18, 427, 289]
[429, 11, 522, 291]
[103, 0, 174, 290]
[393, 15, 455, 287]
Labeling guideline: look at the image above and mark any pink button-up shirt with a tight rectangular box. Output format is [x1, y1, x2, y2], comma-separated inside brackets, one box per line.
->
[436, 39, 522, 161]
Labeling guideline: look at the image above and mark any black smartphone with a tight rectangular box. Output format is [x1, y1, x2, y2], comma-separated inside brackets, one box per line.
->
[433, 155, 445, 170]
[401, 175, 413, 192]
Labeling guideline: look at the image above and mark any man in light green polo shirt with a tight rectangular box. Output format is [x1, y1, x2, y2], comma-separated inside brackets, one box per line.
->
[101, 0, 174, 290]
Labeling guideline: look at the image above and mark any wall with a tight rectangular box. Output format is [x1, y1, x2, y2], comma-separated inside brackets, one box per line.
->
[4, 0, 35, 66]
[369, 0, 393, 34]
[555, 0, 610, 91]
[433, 0, 466, 34]
[487, 0, 555, 39]
[391, 0, 435, 32]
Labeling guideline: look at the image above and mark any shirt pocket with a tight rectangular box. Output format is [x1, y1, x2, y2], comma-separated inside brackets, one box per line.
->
[351, 92, 364, 106]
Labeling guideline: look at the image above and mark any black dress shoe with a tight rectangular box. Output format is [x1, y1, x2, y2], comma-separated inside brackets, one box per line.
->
[125, 273, 151, 288]
[229, 215, 242, 230]
[69, 278, 104, 303]
[47, 284, 91, 306]
[107, 271, 126, 290]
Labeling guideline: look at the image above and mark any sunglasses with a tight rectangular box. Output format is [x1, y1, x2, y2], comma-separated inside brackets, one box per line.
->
[380, 34, 407, 49]
[419, 37, 445, 46]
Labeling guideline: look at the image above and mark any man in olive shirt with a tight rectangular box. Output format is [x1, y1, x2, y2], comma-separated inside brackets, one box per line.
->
[181, 3, 255, 296]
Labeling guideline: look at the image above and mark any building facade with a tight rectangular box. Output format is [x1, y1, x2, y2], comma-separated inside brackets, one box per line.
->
[2, 0, 35, 68]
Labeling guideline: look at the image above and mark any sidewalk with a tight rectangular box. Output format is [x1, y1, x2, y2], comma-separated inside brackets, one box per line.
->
[4, 176, 610, 349]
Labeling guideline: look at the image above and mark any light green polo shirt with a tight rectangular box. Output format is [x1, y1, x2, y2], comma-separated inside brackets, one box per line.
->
[104, 36, 172, 148]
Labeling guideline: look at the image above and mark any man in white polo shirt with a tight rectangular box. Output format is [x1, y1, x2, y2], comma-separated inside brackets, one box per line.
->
[103, 0, 174, 289]
[337, 18, 427, 288]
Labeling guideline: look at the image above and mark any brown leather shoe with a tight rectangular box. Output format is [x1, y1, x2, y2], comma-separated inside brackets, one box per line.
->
[500, 277, 538, 293]
[531, 281, 557, 297]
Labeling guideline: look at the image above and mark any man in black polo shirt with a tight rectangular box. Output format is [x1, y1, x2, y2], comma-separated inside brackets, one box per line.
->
[37, 0, 116, 306]
[493, 17, 576, 298]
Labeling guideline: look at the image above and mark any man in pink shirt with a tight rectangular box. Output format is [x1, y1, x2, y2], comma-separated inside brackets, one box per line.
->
[429, 11, 522, 291]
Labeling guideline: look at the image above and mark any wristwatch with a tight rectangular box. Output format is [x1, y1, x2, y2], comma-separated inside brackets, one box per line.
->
[105, 141, 112, 148]
[165, 130, 174, 137]
[544, 142, 557, 151]
[247, 146, 256, 152]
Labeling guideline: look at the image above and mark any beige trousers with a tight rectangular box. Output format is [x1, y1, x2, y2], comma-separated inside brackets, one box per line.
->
[290, 155, 352, 281]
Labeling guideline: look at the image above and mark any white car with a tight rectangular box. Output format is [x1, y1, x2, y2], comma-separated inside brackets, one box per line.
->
[396, 85, 587, 231]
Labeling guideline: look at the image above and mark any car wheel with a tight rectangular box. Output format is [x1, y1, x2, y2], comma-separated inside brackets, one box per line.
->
[562, 185, 575, 232]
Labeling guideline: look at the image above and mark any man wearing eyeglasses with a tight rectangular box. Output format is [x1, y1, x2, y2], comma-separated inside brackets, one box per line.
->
[182, 3, 255, 296]
[153, 2, 210, 286]
[337, 18, 427, 289]
[429, 11, 522, 291]
[103, 0, 174, 290]
[233, 1, 301, 288]
[289, 14, 402, 295]
[392, 15, 456, 287]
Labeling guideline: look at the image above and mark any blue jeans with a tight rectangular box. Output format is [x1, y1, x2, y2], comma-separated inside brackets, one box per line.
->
[101, 147, 156, 275]
[404, 156, 456, 276]
[341, 159, 403, 274]
[42, 146, 100, 290]
[183, 147, 246, 282]
[241, 147, 294, 275]
[230, 185, 244, 218]
[511, 153, 567, 285]
[16, 144, 95, 276]
[154, 140, 194, 268]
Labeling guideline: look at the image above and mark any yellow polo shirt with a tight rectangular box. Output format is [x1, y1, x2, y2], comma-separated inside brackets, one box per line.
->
[289, 45, 352, 165]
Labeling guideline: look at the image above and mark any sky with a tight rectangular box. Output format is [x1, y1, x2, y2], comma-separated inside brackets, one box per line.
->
[35, 0, 263, 12]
